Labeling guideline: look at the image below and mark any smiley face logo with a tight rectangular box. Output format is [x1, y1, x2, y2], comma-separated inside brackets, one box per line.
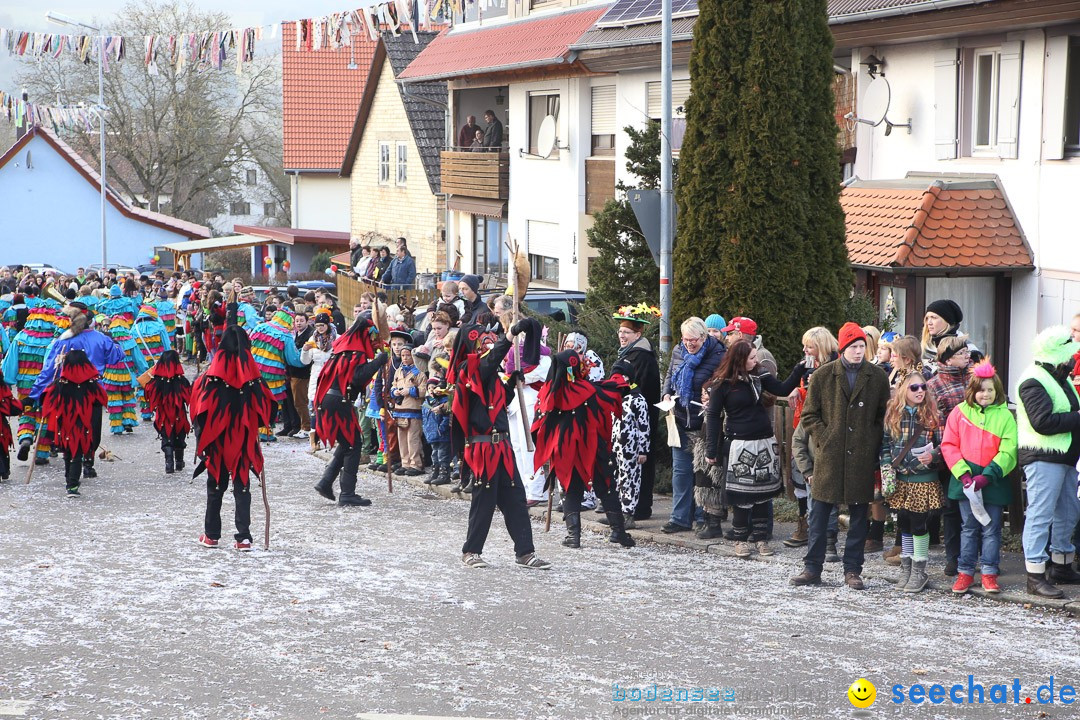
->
[848, 678, 876, 709]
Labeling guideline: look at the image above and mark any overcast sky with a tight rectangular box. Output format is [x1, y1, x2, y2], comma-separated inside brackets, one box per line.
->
[0, 0, 357, 89]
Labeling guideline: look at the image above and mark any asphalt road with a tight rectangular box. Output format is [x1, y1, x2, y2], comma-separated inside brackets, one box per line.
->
[0, 424, 1078, 720]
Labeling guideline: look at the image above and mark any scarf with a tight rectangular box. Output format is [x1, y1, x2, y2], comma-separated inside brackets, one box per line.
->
[671, 337, 712, 408]
[314, 327, 337, 353]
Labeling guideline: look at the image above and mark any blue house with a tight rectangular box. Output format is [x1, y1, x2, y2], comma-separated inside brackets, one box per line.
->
[0, 125, 210, 269]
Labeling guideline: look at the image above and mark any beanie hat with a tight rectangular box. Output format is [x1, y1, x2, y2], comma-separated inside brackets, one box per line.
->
[460, 274, 481, 293]
[705, 314, 727, 331]
[109, 285, 121, 298]
[838, 322, 868, 352]
[926, 299, 963, 328]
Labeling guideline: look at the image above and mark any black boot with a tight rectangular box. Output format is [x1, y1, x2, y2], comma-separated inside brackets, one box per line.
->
[314, 444, 346, 501]
[0, 451, 9, 480]
[1027, 571, 1064, 599]
[1047, 557, 1080, 585]
[562, 512, 581, 548]
[825, 533, 840, 563]
[607, 511, 636, 548]
[164, 446, 175, 474]
[431, 465, 451, 486]
[696, 512, 724, 540]
[65, 455, 82, 495]
[175, 443, 186, 471]
[338, 447, 371, 506]
[17, 439, 30, 462]
[83, 457, 97, 479]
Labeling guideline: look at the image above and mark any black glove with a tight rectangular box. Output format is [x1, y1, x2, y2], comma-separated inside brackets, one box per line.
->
[510, 319, 531, 336]
[372, 350, 390, 368]
[506, 370, 524, 387]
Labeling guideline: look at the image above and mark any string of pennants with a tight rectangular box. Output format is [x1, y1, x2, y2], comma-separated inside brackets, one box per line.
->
[0, 90, 98, 133]
[0, 0, 453, 75]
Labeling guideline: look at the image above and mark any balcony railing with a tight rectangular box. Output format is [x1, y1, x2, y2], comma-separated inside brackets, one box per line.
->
[441, 150, 509, 200]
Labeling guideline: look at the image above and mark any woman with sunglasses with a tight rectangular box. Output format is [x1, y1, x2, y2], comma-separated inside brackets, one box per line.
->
[880, 373, 944, 593]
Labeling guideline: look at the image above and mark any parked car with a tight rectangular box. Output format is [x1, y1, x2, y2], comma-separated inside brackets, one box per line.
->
[11, 263, 70, 276]
[86, 264, 140, 277]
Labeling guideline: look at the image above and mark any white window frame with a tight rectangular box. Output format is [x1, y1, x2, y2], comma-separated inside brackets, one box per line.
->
[969, 47, 1001, 155]
[395, 142, 408, 186]
[378, 142, 391, 185]
[527, 91, 561, 159]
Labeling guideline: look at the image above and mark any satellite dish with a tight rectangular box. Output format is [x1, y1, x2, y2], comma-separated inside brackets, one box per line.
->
[859, 76, 891, 127]
[536, 115, 557, 159]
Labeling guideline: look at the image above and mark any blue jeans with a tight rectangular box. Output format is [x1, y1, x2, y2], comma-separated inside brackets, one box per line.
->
[958, 500, 1003, 576]
[1022, 461, 1080, 569]
[669, 435, 704, 528]
[809, 497, 840, 538]
[430, 441, 449, 467]
[805, 501, 868, 575]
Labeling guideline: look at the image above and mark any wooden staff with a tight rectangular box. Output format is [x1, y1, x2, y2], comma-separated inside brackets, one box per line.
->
[543, 463, 555, 532]
[260, 469, 271, 550]
[372, 293, 393, 494]
[25, 354, 65, 485]
[506, 238, 534, 452]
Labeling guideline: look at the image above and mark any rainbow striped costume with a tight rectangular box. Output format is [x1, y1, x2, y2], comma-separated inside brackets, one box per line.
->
[99, 296, 148, 434]
[249, 311, 303, 439]
[133, 304, 171, 421]
[153, 299, 177, 340]
[0, 298, 63, 459]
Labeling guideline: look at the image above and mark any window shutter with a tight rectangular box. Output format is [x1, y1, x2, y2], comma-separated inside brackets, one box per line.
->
[996, 41, 1023, 159]
[591, 85, 616, 135]
[647, 79, 691, 118]
[934, 48, 959, 160]
[1043, 35, 1069, 161]
[527, 220, 560, 259]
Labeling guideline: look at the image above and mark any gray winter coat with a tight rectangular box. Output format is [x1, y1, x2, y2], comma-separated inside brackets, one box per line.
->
[799, 359, 889, 505]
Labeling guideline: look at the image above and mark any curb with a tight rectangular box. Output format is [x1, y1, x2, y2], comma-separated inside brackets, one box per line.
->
[313, 449, 1078, 615]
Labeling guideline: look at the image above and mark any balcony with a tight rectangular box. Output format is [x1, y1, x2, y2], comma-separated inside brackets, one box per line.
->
[441, 150, 509, 200]
[585, 157, 615, 215]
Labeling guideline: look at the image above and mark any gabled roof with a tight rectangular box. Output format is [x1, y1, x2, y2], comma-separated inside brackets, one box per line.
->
[397, 6, 610, 82]
[841, 177, 1032, 272]
[0, 126, 210, 239]
[234, 224, 351, 246]
[282, 23, 380, 172]
[828, 0, 998, 23]
[341, 32, 447, 195]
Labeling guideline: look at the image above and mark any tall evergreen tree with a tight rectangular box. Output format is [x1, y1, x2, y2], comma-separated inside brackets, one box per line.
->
[673, 0, 850, 368]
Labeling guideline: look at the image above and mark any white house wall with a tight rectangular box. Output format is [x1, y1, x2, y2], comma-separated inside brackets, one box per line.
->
[292, 174, 351, 232]
[0, 134, 198, 269]
[508, 76, 589, 290]
[847, 30, 1080, 389]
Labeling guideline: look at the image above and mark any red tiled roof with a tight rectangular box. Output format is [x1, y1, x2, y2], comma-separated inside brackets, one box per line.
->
[282, 24, 379, 171]
[398, 6, 610, 82]
[841, 180, 1032, 270]
[0, 126, 210, 239]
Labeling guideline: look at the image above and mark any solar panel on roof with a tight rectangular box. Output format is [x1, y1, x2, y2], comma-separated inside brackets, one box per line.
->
[596, 0, 698, 27]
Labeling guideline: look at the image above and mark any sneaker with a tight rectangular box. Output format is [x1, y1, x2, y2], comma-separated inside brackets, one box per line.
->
[65, 486, 80, 497]
[234, 540, 253, 552]
[462, 553, 489, 569]
[515, 553, 551, 570]
[952, 572, 975, 595]
[292, 431, 309, 439]
[197, 534, 219, 548]
[733, 541, 752, 558]
[980, 574, 1001, 594]
[755, 540, 775, 556]
[660, 521, 691, 534]
[525, 499, 542, 507]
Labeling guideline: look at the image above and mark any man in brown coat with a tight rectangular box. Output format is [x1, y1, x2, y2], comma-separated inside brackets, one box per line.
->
[790, 323, 889, 590]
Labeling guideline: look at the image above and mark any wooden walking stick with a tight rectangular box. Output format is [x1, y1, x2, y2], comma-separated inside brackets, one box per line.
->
[543, 464, 555, 532]
[506, 238, 534, 452]
[25, 353, 65, 485]
[260, 468, 271, 550]
[372, 294, 393, 494]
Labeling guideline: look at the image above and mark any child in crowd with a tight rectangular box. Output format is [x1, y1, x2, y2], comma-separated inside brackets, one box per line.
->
[940, 361, 1016, 594]
[422, 361, 452, 486]
[880, 372, 944, 593]
[874, 331, 896, 375]
[390, 340, 426, 476]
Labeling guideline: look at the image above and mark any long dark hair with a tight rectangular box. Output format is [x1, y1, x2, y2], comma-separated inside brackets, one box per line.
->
[707, 340, 753, 389]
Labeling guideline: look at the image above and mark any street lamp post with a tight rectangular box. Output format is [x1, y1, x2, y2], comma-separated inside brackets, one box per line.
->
[46, 11, 107, 271]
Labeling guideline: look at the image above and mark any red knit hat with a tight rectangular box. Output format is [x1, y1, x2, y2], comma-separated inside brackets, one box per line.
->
[838, 322, 868, 351]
